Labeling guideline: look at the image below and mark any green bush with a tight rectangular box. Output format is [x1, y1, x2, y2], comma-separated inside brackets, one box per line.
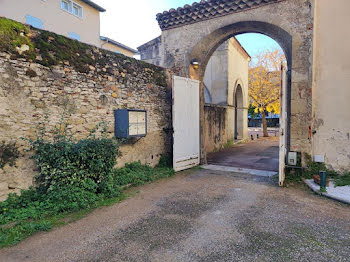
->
[335, 173, 350, 187]
[113, 161, 174, 187]
[0, 141, 20, 169]
[31, 138, 120, 192]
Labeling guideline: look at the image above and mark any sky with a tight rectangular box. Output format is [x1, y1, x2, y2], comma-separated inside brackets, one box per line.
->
[93, 0, 282, 57]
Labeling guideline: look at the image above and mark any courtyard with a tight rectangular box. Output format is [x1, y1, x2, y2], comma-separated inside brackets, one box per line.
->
[1, 169, 349, 262]
[207, 136, 279, 172]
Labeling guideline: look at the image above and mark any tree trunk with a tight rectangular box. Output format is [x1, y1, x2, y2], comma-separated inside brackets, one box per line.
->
[262, 110, 269, 137]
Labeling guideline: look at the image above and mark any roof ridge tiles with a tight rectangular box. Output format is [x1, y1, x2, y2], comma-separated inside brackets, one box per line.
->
[156, 0, 285, 30]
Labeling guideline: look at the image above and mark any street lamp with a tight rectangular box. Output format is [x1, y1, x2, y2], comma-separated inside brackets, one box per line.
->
[191, 59, 199, 69]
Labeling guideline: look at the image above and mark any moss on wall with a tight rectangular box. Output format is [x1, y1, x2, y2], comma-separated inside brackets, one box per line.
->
[0, 18, 33, 54]
[0, 17, 167, 86]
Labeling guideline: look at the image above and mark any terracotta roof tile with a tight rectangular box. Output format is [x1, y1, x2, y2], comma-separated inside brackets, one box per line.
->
[156, 0, 285, 30]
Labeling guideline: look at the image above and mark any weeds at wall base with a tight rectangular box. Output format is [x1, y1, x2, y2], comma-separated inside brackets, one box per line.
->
[285, 154, 350, 187]
[0, 164, 174, 248]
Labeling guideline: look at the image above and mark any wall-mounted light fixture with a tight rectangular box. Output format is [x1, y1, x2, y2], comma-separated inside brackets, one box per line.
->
[191, 59, 199, 69]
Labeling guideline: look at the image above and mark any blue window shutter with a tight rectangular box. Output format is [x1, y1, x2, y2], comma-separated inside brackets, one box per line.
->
[25, 15, 43, 29]
[68, 32, 81, 41]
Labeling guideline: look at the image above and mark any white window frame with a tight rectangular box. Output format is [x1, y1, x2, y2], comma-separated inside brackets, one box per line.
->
[60, 0, 83, 18]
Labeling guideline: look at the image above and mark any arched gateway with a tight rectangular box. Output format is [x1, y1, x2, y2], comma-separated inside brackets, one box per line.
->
[155, 0, 313, 164]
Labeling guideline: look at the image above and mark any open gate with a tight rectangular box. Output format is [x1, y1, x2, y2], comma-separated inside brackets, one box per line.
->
[172, 76, 200, 172]
[279, 65, 288, 186]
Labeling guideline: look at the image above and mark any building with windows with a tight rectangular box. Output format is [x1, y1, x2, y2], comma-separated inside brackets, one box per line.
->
[0, 0, 138, 57]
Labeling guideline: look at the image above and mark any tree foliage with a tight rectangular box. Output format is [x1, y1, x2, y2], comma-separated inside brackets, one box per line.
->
[248, 49, 286, 136]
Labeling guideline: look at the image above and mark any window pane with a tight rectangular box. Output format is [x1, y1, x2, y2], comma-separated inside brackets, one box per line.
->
[73, 4, 82, 17]
[61, 0, 69, 11]
[73, 6, 78, 15]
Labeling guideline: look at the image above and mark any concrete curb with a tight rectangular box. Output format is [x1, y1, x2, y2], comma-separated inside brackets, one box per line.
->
[303, 179, 350, 205]
[201, 164, 278, 177]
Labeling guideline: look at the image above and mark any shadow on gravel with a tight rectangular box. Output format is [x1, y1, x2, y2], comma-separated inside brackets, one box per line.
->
[102, 192, 226, 261]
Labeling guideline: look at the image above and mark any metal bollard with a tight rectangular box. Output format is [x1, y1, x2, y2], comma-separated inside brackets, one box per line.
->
[320, 171, 327, 192]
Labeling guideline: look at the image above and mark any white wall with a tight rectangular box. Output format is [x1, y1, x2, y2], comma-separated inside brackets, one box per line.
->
[312, 0, 350, 171]
[203, 43, 228, 105]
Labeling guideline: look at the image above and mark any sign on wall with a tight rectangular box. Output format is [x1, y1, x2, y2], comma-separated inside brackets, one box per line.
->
[114, 109, 147, 138]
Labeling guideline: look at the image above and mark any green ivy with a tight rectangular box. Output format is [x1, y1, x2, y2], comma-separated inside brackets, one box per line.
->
[0, 141, 20, 169]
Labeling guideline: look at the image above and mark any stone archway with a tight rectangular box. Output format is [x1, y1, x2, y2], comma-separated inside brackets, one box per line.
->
[157, 0, 313, 164]
[187, 21, 294, 162]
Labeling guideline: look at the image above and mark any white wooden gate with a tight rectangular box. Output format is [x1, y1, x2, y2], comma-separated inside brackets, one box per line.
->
[279, 65, 288, 186]
[172, 76, 200, 172]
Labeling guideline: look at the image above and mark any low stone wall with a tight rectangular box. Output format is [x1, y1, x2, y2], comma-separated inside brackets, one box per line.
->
[204, 104, 235, 153]
[0, 22, 172, 200]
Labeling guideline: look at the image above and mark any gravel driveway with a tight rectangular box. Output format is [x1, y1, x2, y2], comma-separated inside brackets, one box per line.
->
[1, 169, 350, 262]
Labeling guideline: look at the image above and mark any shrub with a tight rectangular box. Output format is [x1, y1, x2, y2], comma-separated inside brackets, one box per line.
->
[0, 141, 20, 169]
[31, 138, 120, 192]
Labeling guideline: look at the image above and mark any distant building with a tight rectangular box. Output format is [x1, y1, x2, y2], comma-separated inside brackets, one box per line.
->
[248, 113, 280, 127]
[138, 36, 162, 66]
[100, 36, 139, 57]
[0, 0, 137, 57]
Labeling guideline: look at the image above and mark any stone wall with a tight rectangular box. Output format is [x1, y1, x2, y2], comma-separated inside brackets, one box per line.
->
[204, 105, 235, 153]
[0, 22, 172, 200]
[137, 36, 163, 66]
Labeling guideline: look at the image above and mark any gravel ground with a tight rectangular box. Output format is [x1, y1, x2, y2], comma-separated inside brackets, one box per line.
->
[1, 169, 350, 262]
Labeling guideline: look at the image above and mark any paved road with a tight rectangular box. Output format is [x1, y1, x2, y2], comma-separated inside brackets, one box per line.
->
[208, 138, 279, 172]
[1, 169, 350, 262]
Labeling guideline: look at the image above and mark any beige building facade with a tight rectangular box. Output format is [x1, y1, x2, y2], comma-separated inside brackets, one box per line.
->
[0, 0, 138, 57]
[100, 36, 139, 57]
[0, 0, 104, 47]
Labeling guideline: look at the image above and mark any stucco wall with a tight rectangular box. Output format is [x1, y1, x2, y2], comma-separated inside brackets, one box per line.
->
[312, 0, 350, 171]
[203, 42, 228, 105]
[227, 39, 249, 109]
[0, 0, 101, 47]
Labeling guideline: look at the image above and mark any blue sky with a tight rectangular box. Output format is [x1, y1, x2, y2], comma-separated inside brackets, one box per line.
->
[93, 0, 282, 57]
